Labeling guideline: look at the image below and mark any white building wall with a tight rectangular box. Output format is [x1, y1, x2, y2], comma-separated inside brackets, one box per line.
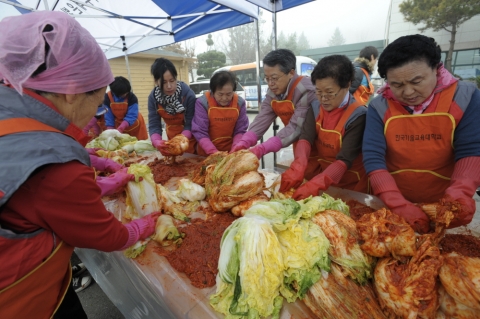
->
[387, 0, 480, 51]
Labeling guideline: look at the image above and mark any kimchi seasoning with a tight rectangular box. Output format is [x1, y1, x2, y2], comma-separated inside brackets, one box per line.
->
[440, 234, 480, 258]
[148, 157, 203, 185]
[346, 200, 376, 221]
[164, 213, 237, 289]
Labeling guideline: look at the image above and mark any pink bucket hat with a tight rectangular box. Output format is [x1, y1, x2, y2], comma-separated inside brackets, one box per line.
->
[0, 11, 114, 94]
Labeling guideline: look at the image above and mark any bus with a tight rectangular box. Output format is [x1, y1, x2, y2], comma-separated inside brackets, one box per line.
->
[213, 56, 317, 109]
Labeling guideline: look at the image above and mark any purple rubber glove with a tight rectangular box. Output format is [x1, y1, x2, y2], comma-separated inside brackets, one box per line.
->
[117, 120, 129, 133]
[249, 136, 283, 159]
[198, 138, 218, 155]
[181, 130, 193, 140]
[119, 213, 160, 250]
[230, 131, 258, 153]
[96, 168, 135, 196]
[83, 117, 101, 136]
[89, 155, 123, 173]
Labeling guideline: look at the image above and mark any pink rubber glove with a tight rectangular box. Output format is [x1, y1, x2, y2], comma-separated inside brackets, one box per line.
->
[198, 138, 218, 155]
[151, 133, 174, 156]
[249, 136, 283, 159]
[181, 130, 193, 140]
[83, 117, 101, 136]
[86, 148, 102, 156]
[117, 120, 129, 133]
[96, 168, 135, 196]
[442, 157, 480, 228]
[106, 126, 115, 130]
[293, 160, 347, 200]
[369, 169, 430, 233]
[119, 213, 160, 250]
[280, 139, 311, 192]
[231, 133, 244, 150]
[230, 131, 258, 153]
[89, 155, 123, 173]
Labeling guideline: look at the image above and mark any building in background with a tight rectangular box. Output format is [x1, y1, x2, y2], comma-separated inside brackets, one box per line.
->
[387, 0, 480, 80]
[108, 49, 195, 121]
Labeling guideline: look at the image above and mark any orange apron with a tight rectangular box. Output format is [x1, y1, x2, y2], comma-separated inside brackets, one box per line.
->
[271, 77, 321, 179]
[0, 118, 74, 319]
[315, 101, 368, 193]
[197, 92, 240, 156]
[352, 68, 374, 104]
[157, 103, 196, 154]
[384, 83, 458, 203]
[107, 92, 148, 140]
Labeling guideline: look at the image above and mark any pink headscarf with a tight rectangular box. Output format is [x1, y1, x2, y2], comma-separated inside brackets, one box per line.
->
[0, 11, 113, 95]
[378, 63, 458, 114]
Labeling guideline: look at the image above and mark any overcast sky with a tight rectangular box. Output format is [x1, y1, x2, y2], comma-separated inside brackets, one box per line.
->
[191, 0, 392, 54]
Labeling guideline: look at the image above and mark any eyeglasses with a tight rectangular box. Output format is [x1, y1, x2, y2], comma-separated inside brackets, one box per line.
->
[316, 89, 343, 100]
[263, 73, 286, 84]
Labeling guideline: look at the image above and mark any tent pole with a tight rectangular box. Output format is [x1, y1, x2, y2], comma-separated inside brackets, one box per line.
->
[254, 17, 265, 169]
[271, 3, 278, 168]
[121, 35, 133, 91]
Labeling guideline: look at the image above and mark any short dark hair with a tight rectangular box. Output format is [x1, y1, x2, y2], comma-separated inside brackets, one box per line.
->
[378, 34, 441, 78]
[262, 49, 296, 74]
[359, 46, 379, 61]
[311, 55, 355, 89]
[151, 58, 178, 83]
[109, 76, 131, 97]
[210, 71, 237, 93]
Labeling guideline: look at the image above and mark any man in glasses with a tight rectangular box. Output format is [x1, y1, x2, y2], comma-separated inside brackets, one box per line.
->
[231, 49, 320, 177]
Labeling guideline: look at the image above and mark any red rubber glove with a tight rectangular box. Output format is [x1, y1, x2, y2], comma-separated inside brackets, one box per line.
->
[151, 133, 174, 156]
[96, 168, 135, 196]
[89, 155, 123, 173]
[230, 131, 258, 153]
[293, 160, 347, 200]
[369, 169, 430, 233]
[280, 140, 311, 192]
[119, 213, 160, 250]
[198, 138, 218, 155]
[249, 136, 283, 159]
[442, 157, 480, 228]
[117, 120, 129, 133]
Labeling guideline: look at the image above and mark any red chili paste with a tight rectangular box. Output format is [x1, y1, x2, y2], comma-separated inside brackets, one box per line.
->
[346, 200, 376, 221]
[164, 213, 237, 289]
[440, 233, 480, 258]
[148, 157, 203, 185]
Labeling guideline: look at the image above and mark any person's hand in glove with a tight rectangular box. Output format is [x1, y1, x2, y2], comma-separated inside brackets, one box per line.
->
[96, 168, 135, 196]
[280, 139, 311, 192]
[83, 117, 101, 137]
[86, 148, 102, 156]
[369, 169, 430, 233]
[116, 120, 130, 133]
[293, 160, 347, 200]
[150, 133, 174, 156]
[230, 131, 258, 153]
[119, 213, 160, 250]
[441, 156, 480, 228]
[248, 136, 283, 159]
[198, 138, 218, 155]
[89, 155, 123, 173]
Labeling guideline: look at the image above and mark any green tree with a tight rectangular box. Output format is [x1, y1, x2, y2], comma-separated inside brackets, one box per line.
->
[163, 41, 197, 82]
[197, 50, 226, 79]
[328, 27, 346, 46]
[297, 32, 310, 53]
[399, 0, 480, 72]
[206, 34, 214, 50]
